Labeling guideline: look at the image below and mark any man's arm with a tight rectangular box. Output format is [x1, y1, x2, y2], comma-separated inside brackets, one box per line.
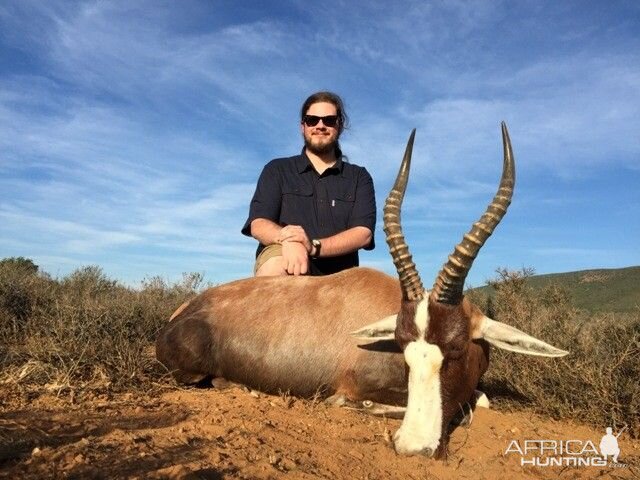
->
[280, 226, 372, 275]
[241, 161, 282, 238]
[347, 167, 376, 251]
[315, 226, 372, 257]
[275, 225, 372, 258]
[249, 218, 284, 246]
[252, 220, 318, 252]
[251, 218, 311, 275]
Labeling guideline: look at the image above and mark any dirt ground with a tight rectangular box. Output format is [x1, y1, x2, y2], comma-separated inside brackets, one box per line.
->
[1, 384, 638, 480]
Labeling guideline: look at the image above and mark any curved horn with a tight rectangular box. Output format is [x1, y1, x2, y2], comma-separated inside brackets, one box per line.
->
[384, 129, 425, 301]
[432, 122, 515, 305]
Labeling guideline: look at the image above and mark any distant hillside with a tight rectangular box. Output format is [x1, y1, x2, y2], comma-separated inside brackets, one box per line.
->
[471, 266, 640, 313]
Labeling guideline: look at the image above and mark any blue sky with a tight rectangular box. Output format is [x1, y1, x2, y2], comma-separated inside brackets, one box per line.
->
[1, 0, 639, 288]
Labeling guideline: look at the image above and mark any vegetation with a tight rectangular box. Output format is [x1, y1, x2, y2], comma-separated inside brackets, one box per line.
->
[0, 258, 203, 396]
[471, 265, 640, 313]
[1, 258, 638, 438]
[468, 267, 639, 438]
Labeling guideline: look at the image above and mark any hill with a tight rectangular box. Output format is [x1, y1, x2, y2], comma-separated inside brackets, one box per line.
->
[471, 266, 640, 313]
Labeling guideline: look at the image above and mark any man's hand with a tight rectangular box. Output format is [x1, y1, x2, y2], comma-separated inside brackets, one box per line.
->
[281, 240, 310, 275]
[277, 225, 312, 253]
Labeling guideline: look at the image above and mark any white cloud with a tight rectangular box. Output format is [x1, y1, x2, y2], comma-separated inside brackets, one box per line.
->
[0, 208, 141, 251]
[1, 0, 638, 284]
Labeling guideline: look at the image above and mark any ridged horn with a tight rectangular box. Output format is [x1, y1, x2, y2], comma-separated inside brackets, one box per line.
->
[432, 122, 515, 305]
[384, 129, 425, 301]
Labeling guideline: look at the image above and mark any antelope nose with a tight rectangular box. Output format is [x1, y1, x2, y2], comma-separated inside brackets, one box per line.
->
[420, 447, 434, 457]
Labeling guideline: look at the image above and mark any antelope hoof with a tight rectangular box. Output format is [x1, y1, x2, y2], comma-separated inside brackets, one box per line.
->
[324, 394, 347, 407]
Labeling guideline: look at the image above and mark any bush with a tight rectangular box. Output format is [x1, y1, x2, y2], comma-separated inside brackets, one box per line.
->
[0, 259, 203, 396]
[1, 258, 637, 438]
[479, 268, 640, 438]
[0, 257, 46, 327]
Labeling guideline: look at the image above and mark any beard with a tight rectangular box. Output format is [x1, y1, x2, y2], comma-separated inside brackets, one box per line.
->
[304, 136, 338, 156]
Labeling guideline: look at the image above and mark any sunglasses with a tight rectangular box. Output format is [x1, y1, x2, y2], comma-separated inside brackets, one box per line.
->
[302, 115, 339, 128]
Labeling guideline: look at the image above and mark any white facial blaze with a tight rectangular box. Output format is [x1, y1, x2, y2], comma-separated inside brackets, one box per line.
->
[413, 298, 429, 334]
[393, 298, 444, 456]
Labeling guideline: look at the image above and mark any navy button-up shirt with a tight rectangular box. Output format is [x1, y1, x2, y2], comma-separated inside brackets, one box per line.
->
[242, 151, 376, 275]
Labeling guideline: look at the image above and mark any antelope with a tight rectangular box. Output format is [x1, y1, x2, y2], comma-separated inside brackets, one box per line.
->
[156, 123, 568, 458]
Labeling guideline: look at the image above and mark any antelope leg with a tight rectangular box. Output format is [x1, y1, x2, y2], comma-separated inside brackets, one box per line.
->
[343, 399, 407, 419]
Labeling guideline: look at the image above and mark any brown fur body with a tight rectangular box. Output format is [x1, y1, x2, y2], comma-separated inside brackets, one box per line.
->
[156, 267, 489, 405]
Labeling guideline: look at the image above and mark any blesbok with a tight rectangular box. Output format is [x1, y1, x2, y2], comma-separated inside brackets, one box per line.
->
[156, 123, 568, 458]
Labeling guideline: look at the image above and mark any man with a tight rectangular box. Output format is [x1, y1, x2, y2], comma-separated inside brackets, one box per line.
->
[600, 427, 622, 463]
[241, 91, 376, 276]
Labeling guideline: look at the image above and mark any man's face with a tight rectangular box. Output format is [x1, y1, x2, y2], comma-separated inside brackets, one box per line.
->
[301, 101, 340, 156]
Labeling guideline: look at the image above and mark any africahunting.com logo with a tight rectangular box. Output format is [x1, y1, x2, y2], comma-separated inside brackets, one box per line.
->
[505, 426, 628, 468]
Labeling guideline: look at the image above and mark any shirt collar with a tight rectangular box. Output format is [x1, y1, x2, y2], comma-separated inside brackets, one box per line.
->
[297, 148, 344, 175]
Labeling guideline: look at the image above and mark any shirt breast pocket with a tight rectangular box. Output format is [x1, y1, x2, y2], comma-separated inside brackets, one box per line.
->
[331, 188, 356, 230]
[281, 185, 313, 225]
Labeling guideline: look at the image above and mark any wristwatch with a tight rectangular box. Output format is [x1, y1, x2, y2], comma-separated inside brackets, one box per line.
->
[311, 239, 322, 258]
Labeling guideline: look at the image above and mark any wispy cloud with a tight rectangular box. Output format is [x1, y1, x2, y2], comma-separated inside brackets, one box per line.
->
[1, 0, 639, 286]
[0, 208, 141, 251]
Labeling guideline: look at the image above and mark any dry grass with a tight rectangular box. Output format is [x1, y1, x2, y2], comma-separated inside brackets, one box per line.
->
[0, 258, 203, 398]
[1, 258, 638, 437]
[469, 268, 640, 438]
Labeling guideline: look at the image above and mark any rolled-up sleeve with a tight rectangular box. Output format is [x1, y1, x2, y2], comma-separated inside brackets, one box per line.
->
[348, 167, 376, 250]
[241, 162, 282, 237]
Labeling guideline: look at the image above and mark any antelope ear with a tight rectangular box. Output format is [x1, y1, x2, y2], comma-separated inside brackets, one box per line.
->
[350, 314, 397, 340]
[474, 316, 569, 357]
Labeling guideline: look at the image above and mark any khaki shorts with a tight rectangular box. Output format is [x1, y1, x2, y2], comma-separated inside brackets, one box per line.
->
[254, 243, 283, 274]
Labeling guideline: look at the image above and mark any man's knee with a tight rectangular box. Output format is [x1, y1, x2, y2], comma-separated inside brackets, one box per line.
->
[254, 244, 286, 276]
[255, 256, 287, 276]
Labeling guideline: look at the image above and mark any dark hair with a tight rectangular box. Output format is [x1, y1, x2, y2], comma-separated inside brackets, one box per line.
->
[300, 91, 349, 136]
